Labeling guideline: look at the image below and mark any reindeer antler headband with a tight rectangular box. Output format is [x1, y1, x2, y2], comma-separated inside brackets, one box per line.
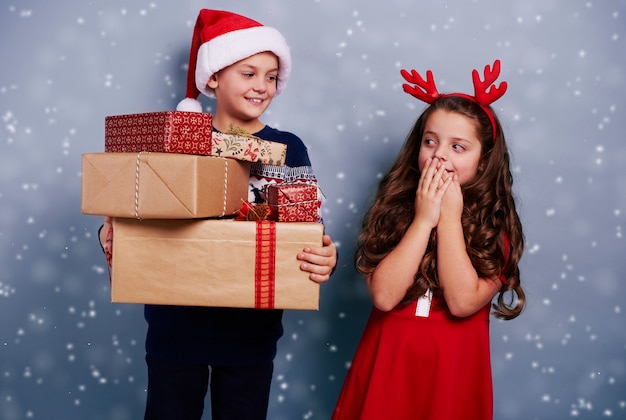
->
[400, 59, 507, 141]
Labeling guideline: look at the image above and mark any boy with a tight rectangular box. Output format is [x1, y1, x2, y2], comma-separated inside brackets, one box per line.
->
[100, 9, 337, 420]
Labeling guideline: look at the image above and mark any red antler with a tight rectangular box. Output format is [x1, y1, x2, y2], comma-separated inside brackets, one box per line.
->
[472, 59, 507, 106]
[400, 68, 439, 104]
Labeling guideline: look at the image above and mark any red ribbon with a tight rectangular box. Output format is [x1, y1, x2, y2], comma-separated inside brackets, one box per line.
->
[255, 221, 276, 309]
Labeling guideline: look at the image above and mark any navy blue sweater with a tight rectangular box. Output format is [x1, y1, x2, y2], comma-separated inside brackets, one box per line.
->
[144, 125, 318, 366]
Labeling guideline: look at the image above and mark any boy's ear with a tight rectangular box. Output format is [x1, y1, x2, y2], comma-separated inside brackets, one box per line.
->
[207, 74, 218, 90]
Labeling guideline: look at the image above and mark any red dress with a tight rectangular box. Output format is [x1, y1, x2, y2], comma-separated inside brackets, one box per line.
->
[332, 297, 494, 420]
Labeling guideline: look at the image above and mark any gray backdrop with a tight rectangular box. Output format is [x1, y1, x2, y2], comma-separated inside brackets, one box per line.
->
[1, 1, 625, 419]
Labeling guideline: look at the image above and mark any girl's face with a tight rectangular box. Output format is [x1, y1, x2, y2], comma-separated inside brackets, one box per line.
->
[208, 51, 279, 131]
[417, 109, 483, 186]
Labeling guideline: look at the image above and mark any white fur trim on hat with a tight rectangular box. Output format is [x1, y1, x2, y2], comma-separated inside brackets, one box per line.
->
[176, 97, 204, 113]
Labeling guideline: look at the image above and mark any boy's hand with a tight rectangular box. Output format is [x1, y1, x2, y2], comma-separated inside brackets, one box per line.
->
[297, 234, 337, 283]
[100, 216, 113, 268]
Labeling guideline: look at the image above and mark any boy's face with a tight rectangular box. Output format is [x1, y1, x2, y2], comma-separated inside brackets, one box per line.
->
[208, 51, 279, 129]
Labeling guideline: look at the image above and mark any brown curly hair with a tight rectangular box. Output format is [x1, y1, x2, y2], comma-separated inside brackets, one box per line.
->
[355, 95, 525, 320]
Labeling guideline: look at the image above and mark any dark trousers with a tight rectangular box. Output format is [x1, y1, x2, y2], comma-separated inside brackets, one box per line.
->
[144, 355, 273, 420]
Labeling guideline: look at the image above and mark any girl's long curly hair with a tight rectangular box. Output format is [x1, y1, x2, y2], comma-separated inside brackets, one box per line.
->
[355, 96, 525, 320]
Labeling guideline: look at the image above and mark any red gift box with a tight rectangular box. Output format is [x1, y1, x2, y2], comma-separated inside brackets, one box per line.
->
[265, 183, 320, 222]
[105, 111, 213, 155]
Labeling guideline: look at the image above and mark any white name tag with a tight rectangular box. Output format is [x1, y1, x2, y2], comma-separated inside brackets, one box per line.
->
[415, 289, 433, 317]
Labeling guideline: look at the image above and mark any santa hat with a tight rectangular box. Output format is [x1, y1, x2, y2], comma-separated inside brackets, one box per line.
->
[176, 9, 292, 113]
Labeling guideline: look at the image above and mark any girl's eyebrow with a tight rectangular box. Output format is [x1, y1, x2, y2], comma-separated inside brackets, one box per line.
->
[424, 130, 475, 144]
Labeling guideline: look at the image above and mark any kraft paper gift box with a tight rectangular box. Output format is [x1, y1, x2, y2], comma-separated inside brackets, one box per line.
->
[110, 218, 323, 310]
[81, 152, 250, 219]
[211, 131, 287, 166]
[105, 111, 213, 155]
[265, 183, 320, 222]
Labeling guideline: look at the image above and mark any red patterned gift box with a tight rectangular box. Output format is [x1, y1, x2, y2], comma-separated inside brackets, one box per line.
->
[265, 183, 320, 222]
[105, 111, 213, 155]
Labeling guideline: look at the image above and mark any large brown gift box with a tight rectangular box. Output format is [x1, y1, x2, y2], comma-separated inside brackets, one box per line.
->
[105, 111, 213, 155]
[111, 218, 323, 310]
[81, 152, 250, 219]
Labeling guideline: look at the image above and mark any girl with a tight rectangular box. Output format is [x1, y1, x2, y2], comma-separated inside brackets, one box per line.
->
[332, 60, 525, 420]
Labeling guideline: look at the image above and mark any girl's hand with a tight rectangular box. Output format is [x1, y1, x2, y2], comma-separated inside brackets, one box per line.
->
[415, 158, 452, 228]
[297, 234, 337, 283]
[440, 174, 464, 221]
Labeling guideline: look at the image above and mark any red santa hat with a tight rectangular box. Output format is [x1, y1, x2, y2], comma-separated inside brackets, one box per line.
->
[176, 9, 292, 113]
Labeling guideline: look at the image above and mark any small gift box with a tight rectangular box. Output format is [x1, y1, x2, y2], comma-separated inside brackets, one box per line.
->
[111, 218, 323, 310]
[265, 183, 320, 222]
[105, 111, 213, 155]
[81, 152, 250, 219]
[212, 131, 287, 166]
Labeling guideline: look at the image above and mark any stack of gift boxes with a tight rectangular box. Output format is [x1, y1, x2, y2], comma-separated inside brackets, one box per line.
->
[81, 111, 322, 310]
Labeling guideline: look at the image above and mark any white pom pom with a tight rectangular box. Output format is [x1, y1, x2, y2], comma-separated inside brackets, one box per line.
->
[176, 98, 203, 113]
